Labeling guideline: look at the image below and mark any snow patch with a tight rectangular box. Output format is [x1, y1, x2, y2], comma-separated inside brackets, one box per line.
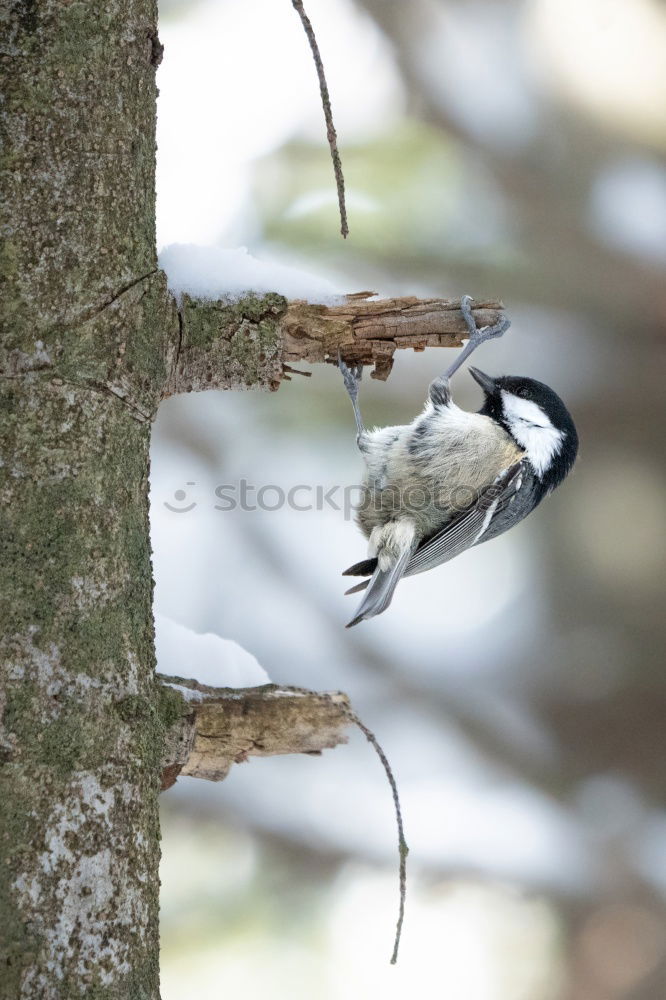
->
[163, 682, 206, 703]
[155, 612, 270, 688]
[159, 243, 344, 305]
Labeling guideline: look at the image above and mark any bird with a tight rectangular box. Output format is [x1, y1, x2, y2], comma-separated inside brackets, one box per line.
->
[338, 296, 578, 627]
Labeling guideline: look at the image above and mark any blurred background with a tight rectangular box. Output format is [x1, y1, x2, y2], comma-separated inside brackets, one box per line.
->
[152, 1, 666, 997]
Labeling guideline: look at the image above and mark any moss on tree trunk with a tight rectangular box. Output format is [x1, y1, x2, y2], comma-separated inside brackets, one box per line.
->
[0, 2, 172, 996]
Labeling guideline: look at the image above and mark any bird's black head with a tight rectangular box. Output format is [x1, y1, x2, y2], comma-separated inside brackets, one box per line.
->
[469, 367, 578, 491]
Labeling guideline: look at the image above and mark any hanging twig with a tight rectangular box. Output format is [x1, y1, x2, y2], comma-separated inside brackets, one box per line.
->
[291, 0, 349, 238]
[346, 708, 409, 965]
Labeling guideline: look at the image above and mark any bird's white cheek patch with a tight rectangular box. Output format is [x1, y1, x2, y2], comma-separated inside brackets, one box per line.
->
[501, 392, 552, 427]
[501, 391, 564, 476]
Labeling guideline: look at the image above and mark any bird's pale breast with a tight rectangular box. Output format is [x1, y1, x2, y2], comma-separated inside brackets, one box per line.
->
[356, 403, 523, 539]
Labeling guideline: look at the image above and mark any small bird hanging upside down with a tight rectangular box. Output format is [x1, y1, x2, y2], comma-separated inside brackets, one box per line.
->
[339, 296, 579, 627]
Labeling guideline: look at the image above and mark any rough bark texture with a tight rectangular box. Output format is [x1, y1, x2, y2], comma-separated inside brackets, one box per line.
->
[0, 3, 173, 997]
[170, 293, 504, 389]
[158, 677, 351, 787]
[282, 295, 505, 380]
[0, 7, 348, 993]
[167, 292, 287, 396]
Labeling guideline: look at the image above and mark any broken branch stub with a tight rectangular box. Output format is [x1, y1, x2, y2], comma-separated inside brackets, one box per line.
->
[159, 676, 351, 789]
[167, 293, 506, 392]
[159, 676, 410, 963]
[282, 295, 506, 380]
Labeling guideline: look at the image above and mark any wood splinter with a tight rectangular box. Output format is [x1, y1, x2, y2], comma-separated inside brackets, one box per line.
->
[282, 295, 506, 380]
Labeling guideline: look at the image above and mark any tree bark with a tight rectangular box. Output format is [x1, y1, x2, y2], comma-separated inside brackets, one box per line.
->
[1, 3, 172, 997]
[159, 677, 351, 788]
[172, 292, 505, 388]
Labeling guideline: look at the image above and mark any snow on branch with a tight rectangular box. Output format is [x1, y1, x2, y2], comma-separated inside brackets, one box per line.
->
[159, 676, 351, 789]
[159, 244, 506, 388]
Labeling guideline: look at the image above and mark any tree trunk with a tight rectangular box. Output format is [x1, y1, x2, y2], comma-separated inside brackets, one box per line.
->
[1, 2, 171, 996]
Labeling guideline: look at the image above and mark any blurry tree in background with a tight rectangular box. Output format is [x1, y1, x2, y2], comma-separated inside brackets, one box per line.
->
[155, 1, 666, 998]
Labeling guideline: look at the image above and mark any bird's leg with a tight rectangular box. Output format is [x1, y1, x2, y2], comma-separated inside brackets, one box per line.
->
[338, 356, 387, 489]
[338, 355, 367, 445]
[445, 295, 511, 381]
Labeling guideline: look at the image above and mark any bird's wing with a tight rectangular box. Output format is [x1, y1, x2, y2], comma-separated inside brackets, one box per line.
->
[404, 460, 526, 577]
[341, 460, 527, 606]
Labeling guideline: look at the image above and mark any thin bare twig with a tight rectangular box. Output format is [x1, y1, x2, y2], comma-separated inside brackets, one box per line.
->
[346, 709, 409, 965]
[291, 0, 349, 238]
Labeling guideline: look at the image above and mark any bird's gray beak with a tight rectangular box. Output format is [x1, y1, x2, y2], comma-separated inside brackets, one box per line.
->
[469, 367, 497, 394]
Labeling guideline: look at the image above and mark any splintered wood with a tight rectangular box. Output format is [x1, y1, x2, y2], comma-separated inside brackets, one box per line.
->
[281, 295, 505, 380]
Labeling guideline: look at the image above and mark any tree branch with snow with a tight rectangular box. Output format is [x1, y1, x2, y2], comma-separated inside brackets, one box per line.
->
[160, 243, 506, 388]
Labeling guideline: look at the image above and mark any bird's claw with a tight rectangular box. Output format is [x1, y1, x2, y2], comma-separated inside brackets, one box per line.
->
[440, 296, 511, 381]
[460, 295, 511, 346]
[474, 316, 511, 347]
[460, 294, 476, 337]
[338, 352, 363, 398]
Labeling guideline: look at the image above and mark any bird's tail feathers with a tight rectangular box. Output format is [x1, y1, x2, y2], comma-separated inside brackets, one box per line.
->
[342, 557, 378, 577]
[346, 545, 413, 627]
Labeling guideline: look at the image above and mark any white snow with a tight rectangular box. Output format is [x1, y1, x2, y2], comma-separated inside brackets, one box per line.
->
[154, 612, 270, 688]
[161, 683, 206, 703]
[159, 243, 344, 305]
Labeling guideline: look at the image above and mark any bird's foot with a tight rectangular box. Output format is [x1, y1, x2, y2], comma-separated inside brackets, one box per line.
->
[441, 295, 511, 381]
[460, 294, 511, 349]
[338, 354, 363, 402]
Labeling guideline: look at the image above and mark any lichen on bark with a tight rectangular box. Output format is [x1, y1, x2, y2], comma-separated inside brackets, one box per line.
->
[0, 381, 167, 999]
[0, 0, 171, 996]
[167, 291, 287, 395]
[0, 0, 357, 988]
